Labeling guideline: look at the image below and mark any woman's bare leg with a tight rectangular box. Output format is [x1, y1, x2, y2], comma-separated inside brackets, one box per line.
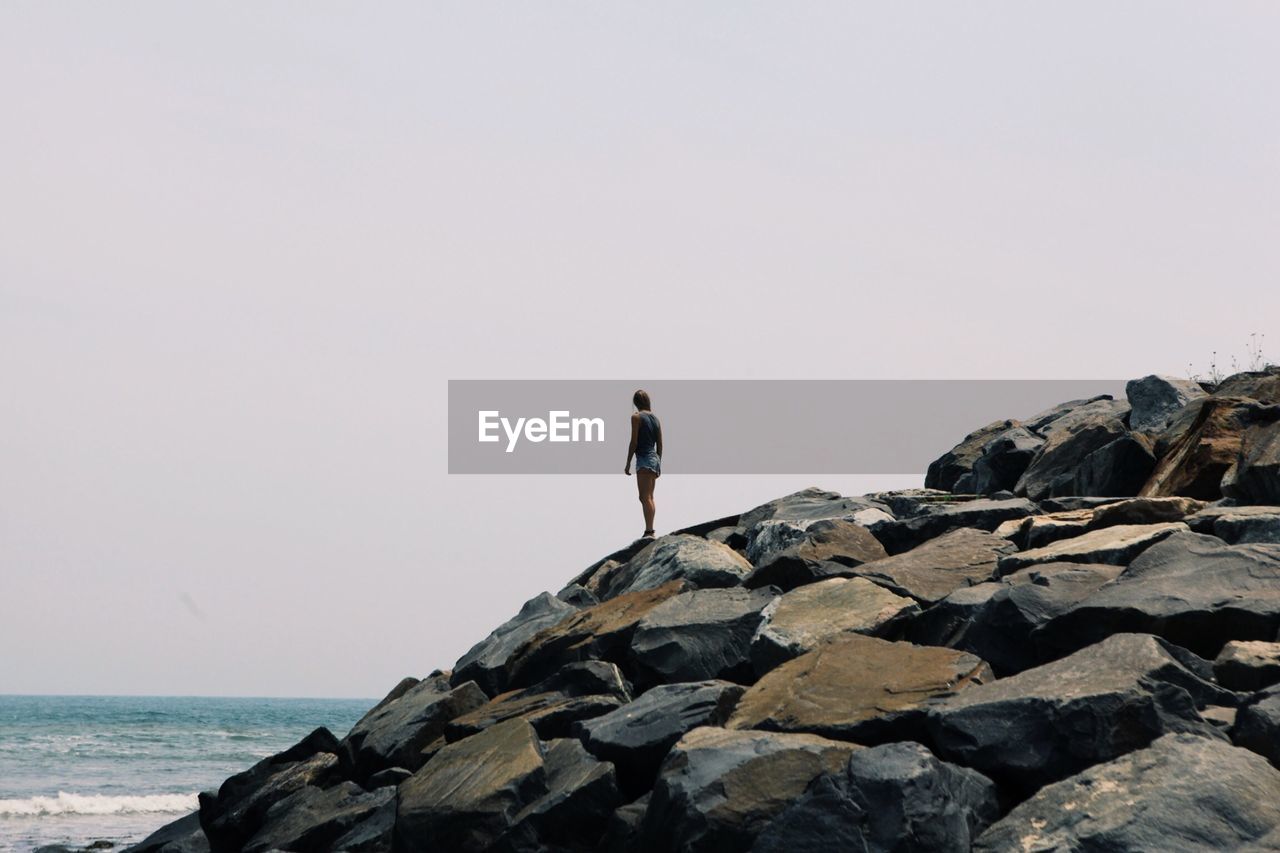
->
[636, 470, 657, 533]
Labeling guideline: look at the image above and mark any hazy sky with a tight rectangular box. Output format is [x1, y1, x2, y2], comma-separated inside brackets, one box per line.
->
[3, 3, 1278, 697]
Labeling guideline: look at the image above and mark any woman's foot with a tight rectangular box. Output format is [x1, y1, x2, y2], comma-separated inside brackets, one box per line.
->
[642, 529, 655, 539]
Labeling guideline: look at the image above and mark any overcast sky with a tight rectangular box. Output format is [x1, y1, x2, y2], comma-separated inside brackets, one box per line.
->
[3, 3, 1278, 697]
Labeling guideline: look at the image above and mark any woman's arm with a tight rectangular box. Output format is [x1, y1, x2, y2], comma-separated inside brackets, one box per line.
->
[625, 411, 639, 474]
[656, 418, 663, 458]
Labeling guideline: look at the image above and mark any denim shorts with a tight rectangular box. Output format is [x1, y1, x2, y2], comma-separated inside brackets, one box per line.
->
[636, 451, 661, 475]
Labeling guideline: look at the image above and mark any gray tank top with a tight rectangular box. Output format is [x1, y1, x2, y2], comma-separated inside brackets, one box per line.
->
[636, 412, 661, 456]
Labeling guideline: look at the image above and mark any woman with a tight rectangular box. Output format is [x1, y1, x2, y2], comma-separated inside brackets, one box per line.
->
[624, 389, 662, 538]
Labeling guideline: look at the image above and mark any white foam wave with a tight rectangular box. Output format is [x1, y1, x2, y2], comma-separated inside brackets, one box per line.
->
[0, 791, 196, 817]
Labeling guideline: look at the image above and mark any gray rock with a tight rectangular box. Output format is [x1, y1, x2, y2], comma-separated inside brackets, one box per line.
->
[752, 742, 1000, 853]
[995, 522, 1186, 576]
[629, 587, 776, 686]
[974, 733, 1280, 851]
[730, 488, 889, 548]
[1015, 411, 1129, 501]
[1224, 413, 1280, 505]
[743, 518, 888, 591]
[329, 796, 394, 852]
[969, 425, 1044, 496]
[599, 793, 650, 853]
[925, 633, 1231, 793]
[851, 527, 1014, 604]
[926, 419, 1021, 492]
[574, 680, 745, 797]
[1126, 374, 1208, 433]
[873, 498, 1038, 555]
[1186, 503, 1280, 533]
[1024, 395, 1129, 436]
[599, 535, 752, 599]
[1217, 641, 1280, 691]
[637, 726, 856, 853]
[1213, 367, 1280, 404]
[1216, 512, 1280, 544]
[1234, 685, 1280, 767]
[121, 812, 208, 853]
[243, 782, 393, 853]
[1072, 432, 1157, 497]
[452, 592, 578, 695]
[339, 675, 487, 782]
[1035, 531, 1280, 659]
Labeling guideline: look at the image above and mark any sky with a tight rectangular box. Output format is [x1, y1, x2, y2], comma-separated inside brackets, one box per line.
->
[2, 3, 1278, 698]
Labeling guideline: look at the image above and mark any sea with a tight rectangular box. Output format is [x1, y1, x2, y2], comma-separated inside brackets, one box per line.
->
[0, 695, 373, 852]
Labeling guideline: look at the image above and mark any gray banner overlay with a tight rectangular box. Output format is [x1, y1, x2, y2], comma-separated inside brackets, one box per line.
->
[448, 380, 1128, 475]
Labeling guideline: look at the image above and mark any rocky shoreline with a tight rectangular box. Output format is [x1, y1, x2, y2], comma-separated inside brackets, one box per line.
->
[117, 368, 1280, 852]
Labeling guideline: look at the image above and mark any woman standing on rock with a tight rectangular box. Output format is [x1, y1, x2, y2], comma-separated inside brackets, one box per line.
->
[625, 389, 662, 539]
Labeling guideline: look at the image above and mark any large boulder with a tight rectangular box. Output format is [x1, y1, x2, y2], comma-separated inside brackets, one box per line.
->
[1217, 641, 1280, 692]
[749, 577, 918, 673]
[636, 726, 856, 853]
[873, 498, 1038, 555]
[395, 717, 547, 851]
[628, 587, 776, 686]
[969, 425, 1044, 495]
[596, 535, 752, 599]
[924, 633, 1232, 793]
[1015, 409, 1130, 501]
[1142, 397, 1276, 500]
[1035, 532, 1280, 659]
[1233, 684, 1280, 767]
[926, 419, 1020, 492]
[752, 742, 1000, 853]
[451, 592, 577, 696]
[1223, 409, 1280, 504]
[445, 660, 631, 742]
[198, 727, 341, 852]
[728, 633, 991, 743]
[995, 521, 1187, 575]
[908, 562, 1124, 676]
[574, 680, 745, 797]
[1215, 510, 1280, 544]
[490, 737, 623, 853]
[1214, 367, 1280, 404]
[1025, 395, 1129, 437]
[504, 579, 687, 689]
[730, 488, 888, 548]
[851, 527, 1014, 604]
[1126, 374, 1208, 433]
[242, 782, 393, 853]
[1071, 432, 1157, 497]
[743, 518, 888, 591]
[122, 812, 208, 853]
[973, 733, 1280, 851]
[339, 674, 487, 782]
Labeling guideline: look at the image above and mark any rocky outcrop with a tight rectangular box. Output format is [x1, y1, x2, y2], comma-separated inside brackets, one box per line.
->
[140, 368, 1280, 853]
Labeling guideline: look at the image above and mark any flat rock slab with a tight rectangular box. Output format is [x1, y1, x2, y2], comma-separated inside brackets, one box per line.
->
[598, 535, 752, 599]
[396, 717, 547, 852]
[505, 579, 688, 689]
[750, 577, 919, 673]
[1088, 495, 1207, 529]
[925, 633, 1231, 793]
[1217, 641, 1280, 692]
[574, 680, 745, 796]
[1216, 511, 1280, 544]
[996, 522, 1186, 576]
[974, 733, 1280, 852]
[744, 518, 889, 591]
[752, 742, 1000, 853]
[1186, 503, 1280, 533]
[451, 591, 578, 696]
[874, 498, 1039, 555]
[1035, 531, 1280, 659]
[729, 633, 991, 743]
[629, 587, 776, 686]
[851, 527, 1015, 604]
[637, 726, 857, 853]
[243, 782, 393, 853]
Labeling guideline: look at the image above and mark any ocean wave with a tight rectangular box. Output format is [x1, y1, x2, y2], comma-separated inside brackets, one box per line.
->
[0, 792, 196, 817]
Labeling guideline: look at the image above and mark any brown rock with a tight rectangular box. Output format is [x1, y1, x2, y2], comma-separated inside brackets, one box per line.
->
[1142, 397, 1274, 500]
[851, 528, 1014, 604]
[996, 523, 1187, 576]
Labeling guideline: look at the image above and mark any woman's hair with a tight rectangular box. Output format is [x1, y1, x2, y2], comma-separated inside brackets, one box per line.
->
[633, 389, 651, 410]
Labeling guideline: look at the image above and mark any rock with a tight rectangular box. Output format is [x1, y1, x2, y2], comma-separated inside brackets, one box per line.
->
[973, 733, 1280, 851]
[574, 680, 745, 797]
[1214, 367, 1280, 404]
[925, 633, 1231, 793]
[1015, 411, 1129, 501]
[872, 488, 966, 518]
[1234, 685, 1280, 767]
[1142, 397, 1276, 500]
[338, 675, 487, 782]
[1216, 511, 1280, 544]
[743, 518, 888, 591]
[446, 660, 631, 741]
[490, 737, 623, 852]
[504, 579, 688, 690]
[672, 513, 743, 538]
[749, 577, 919, 673]
[751, 742, 1000, 853]
[598, 793, 650, 853]
[1126, 374, 1208, 433]
[1223, 410, 1280, 504]
[1203, 705, 1238, 730]
[329, 796, 394, 852]
[730, 488, 888, 549]
[198, 727, 341, 852]
[1088, 495, 1207, 528]
[926, 419, 1021, 491]
[1011, 508, 1096, 550]
[560, 540, 653, 599]
[1035, 532, 1280, 659]
[1217, 641, 1280, 691]
[1072, 432, 1157, 496]
[1025, 395, 1129, 436]
[364, 766, 411, 789]
[636, 726, 856, 853]
[873, 498, 1038, 555]
[908, 563, 1125, 676]
[395, 718, 547, 852]
[596, 535, 752, 600]
[969, 425, 1044, 495]
[995, 522, 1186, 576]
[1186, 503, 1280, 532]
[242, 782, 393, 853]
[628, 587, 775, 687]
[1037, 495, 1126, 512]
[850, 528, 1014, 604]
[121, 812, 208, 853]
[556, 583, 598, 607]
[451, 591, 578, 696]
[728, 633, 991, 743]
